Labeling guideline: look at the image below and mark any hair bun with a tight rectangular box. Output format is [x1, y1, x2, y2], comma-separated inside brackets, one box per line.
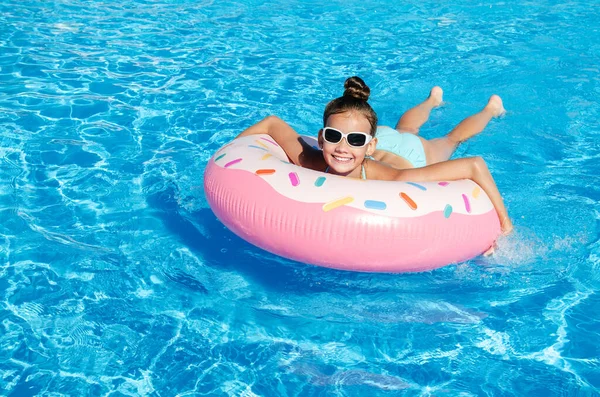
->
[343, 76, 370, 101]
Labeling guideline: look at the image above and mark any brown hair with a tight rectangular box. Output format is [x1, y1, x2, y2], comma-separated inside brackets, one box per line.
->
[323, 76, 378, 136]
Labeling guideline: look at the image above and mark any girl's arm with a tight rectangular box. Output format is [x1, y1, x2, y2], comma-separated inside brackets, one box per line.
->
[236, 116, 320, 168]
[370, 156, 513, 234]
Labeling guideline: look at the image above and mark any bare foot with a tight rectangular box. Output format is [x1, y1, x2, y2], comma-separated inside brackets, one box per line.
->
[428, 86, 444, 107]
[485, 95, 506, 118]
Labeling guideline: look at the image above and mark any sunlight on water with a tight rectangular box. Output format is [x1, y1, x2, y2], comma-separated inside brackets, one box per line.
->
[0, 0, 599, 395]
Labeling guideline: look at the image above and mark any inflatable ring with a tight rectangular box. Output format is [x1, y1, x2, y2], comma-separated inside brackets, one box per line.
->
[204, 134, 501, 272]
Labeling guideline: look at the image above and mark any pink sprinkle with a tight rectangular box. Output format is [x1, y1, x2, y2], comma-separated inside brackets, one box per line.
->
[288, 172, 300, 186]
[462, 194, 471, 213]
[224, 158, 242, 168]
[438, 182, 449, 187]
[260, 137, 279, 147]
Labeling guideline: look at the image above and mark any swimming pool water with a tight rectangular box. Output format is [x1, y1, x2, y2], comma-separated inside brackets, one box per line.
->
[1, 0, 599, 395]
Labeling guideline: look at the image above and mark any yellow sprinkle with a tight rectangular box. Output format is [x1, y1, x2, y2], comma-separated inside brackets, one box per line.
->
[472, 186, 481, 199]
[322, 196, 354, 212]
[261, 153, 272, 160]
[255, 140, 270, 150]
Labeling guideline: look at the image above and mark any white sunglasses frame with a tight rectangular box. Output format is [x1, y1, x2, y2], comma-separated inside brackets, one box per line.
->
[321, 127, 373, 148]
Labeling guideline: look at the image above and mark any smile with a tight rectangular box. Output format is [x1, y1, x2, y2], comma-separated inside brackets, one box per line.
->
[332, 155, 353, 163]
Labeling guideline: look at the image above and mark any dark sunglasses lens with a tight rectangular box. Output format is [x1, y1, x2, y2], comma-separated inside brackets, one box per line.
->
[324, 128, 342, 143]
[347, 133, 367, 147]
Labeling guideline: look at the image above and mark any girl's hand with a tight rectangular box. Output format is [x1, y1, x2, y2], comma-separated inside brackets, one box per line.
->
[484, 218, 514, 256]
[484, 245, 496, 256]
[500, 216, 513, 235]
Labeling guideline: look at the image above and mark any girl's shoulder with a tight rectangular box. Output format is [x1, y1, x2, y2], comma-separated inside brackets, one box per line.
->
[300, 144, 326, 171]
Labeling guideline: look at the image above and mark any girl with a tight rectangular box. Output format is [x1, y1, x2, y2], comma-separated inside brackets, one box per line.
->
[237, 76, 513, 234]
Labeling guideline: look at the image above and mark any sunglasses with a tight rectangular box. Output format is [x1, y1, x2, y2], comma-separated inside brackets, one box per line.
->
[322, 127, 373, 148]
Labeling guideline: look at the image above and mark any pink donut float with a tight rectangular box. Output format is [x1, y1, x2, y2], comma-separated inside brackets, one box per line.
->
[204, 134, 501, 273]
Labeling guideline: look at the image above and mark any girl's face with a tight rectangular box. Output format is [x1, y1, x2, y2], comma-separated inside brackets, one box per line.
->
[318, 111, 377, 177]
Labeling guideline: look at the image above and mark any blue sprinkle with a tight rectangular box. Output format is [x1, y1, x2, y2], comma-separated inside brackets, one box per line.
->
[248, 145, 267, 151]
[280, 160, 290, 164]
[314, 177, 326, 187]
[443, 204, 453, 218]
[406, 182, 427, 191]
[364, 200, 387, 210]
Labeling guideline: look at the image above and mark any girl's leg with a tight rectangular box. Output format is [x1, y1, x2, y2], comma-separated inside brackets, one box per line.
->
[395, 86, 444, 134]
[423, 95, 505, 164]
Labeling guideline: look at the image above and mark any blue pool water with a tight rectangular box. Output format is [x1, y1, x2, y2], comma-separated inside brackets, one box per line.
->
[1, 0, 599, 395]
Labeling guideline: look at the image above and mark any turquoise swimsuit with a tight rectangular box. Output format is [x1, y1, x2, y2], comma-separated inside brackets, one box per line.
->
[375, 126, 427, 168]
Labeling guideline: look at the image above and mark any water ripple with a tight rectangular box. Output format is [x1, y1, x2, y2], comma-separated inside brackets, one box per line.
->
[1, 0, 599, 395]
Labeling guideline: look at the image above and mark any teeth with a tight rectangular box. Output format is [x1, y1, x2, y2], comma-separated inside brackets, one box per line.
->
[333, 156, 351, 162]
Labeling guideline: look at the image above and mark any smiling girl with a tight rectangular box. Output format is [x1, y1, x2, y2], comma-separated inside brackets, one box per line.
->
[237, 76, 513, 234]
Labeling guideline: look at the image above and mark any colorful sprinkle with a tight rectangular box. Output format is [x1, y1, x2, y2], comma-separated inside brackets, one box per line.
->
[406, 182, 427, 191]
[255, 140, 270, 150]
[443, 204, 453, 218]
[364, 200, 387, 210]
[215, 153, 226, 162]
[400, 192, 417, 210]
[280, 160, 290, 164]
[224, 158, 242, 168]
[472, 186, 481, 199]
[261, 153, 272, 160]
[255, 169, 276, 175]
[260, 137, 279, 146]
[438, 181, 449, 187]
[288, 172, 300, 186]
[248, 145, 267, 151]
[323, 196, 354, 212]
[314, 176, 326, 187]
[462, 194, 471, 213]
